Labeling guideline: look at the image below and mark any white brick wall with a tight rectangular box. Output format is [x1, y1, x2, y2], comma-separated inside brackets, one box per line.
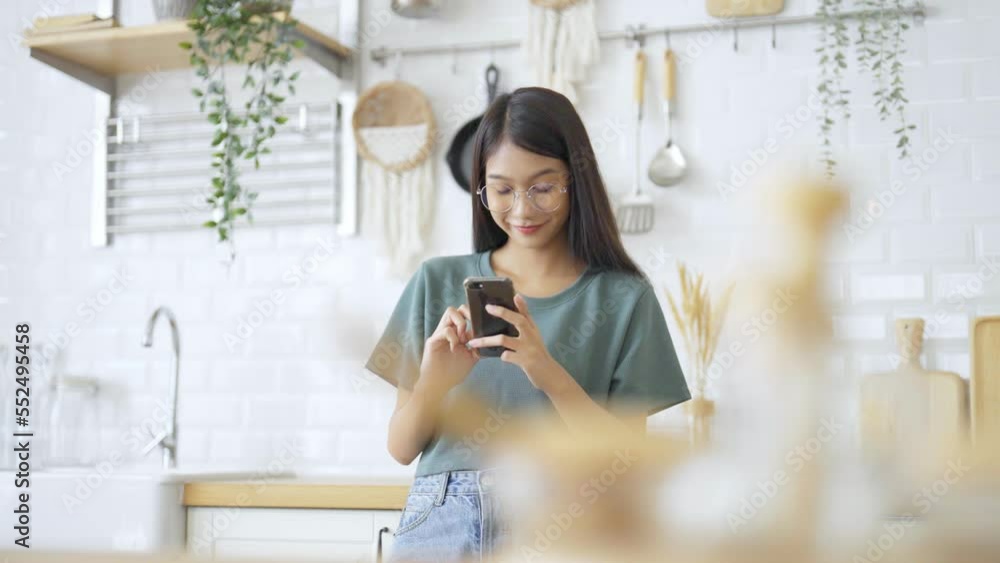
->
[890, 225, 973, 263]
[978, 227, 1000, 255]
[851, 272, 927, 303]
[1, 0, 997, 474]
[834, 315, 888, 341]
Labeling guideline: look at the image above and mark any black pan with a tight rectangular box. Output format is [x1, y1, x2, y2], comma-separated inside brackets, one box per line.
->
[446, 64, 500, 192]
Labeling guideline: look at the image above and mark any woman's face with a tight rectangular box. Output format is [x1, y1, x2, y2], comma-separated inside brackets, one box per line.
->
[482, 140, 571, 250]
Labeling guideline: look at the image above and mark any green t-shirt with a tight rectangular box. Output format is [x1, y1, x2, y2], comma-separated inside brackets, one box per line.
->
[364, 249, 690, 477]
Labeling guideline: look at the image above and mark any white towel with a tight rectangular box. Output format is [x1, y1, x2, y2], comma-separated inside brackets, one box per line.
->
[523, 0, 600, 104]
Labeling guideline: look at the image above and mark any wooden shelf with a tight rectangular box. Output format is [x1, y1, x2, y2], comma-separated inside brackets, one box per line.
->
[23, 18, 354, 94]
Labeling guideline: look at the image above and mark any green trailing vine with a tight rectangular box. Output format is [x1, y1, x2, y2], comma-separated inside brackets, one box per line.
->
[855, 0, 879, 75]
[180, 0, 303, 253]
[856, 0, 915, 158]
[817, 0, 851, 178]
[817, 0, 916, 177]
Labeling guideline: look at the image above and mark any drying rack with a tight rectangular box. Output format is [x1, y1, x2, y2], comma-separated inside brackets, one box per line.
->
[103, 102, 344, 236]
[370, 3, 926, 64]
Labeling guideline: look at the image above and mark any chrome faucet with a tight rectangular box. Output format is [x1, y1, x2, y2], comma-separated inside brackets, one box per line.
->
[141, 306, 180, 470]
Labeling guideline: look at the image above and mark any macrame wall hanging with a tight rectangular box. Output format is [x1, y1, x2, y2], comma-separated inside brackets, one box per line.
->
[523, 0, 601, 103]
[353, 81, 437, 278]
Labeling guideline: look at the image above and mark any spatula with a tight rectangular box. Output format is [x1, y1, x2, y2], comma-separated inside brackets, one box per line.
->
[616, 48, 654, 235]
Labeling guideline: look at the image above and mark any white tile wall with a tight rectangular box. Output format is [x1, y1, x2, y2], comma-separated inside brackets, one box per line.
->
[890, 225, 973, 263]
[850, 272, 927, 303]
[1, 0, 997, 474]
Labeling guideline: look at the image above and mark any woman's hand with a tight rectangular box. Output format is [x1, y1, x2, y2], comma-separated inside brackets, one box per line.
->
[468, 294, 569, 395]
[417, 304, 479, 397]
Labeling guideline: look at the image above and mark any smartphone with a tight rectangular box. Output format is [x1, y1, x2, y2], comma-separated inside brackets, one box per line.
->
[464, 276, 519, 357]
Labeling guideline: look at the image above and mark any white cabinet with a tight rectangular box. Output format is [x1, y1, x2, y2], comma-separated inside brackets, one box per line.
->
[187, 507, 401, 562]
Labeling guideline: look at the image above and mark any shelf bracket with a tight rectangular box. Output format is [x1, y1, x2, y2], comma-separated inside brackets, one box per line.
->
[29, 49, 114, 95]
[288, 28, 351, 79]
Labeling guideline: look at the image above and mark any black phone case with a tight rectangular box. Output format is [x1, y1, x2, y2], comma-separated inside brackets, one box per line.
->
[464, 277, 519, 357]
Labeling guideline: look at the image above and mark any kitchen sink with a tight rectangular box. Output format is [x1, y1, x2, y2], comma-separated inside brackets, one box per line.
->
[0, 469, 185, 553]
[0, 467, 292, 553]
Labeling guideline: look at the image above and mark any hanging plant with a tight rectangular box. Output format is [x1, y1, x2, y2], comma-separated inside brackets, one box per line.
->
[856, 0, 916, 159]
[816, 0, 916, 177]
[180, 0, 303, 255]
[816, 0, 851, 178]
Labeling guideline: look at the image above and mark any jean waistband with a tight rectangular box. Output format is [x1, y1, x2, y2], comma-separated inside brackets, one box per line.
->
[409, 468, 498, 500]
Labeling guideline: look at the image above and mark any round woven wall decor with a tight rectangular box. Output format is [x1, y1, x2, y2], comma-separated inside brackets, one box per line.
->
[352, 80, 437, 174]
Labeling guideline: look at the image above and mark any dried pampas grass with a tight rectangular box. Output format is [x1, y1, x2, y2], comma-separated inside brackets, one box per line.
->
[664, 262, 733, 398]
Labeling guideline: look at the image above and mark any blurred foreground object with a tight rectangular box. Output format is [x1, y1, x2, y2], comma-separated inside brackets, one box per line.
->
[490, 414, 689, 562]
[6, 178, 998, 563]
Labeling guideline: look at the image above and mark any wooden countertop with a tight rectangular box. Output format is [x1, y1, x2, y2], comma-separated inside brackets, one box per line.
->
[183, 482, 410, 510]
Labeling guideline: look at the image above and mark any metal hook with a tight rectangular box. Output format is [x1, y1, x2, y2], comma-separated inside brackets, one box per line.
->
[625, 24, 637, 48]
[450, 47, 458, 75]
[733, 25, 739, 52]
[393, 51, 402, 80]
[625, 24, 646, 49]
[771, 22, 777, 49]
[489, 44, 496, 65]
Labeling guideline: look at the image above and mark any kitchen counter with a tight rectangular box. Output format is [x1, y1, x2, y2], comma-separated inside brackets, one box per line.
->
[2, 467, 415, 510]
[182, 472, 414, 510]
[182, 482, 410, 509]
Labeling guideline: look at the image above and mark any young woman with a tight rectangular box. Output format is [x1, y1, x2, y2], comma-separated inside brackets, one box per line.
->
[364, 87, 690, 562]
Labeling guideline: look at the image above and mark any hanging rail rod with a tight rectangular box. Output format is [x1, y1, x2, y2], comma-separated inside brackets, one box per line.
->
[370, 4, 926, 65]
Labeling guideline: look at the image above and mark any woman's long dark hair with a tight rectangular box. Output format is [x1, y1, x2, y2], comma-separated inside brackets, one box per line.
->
[470, 87, 643, 278]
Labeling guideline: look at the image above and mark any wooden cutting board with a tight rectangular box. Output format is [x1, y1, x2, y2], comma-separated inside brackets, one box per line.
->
[861, 318, 968, 455]
[972, 316, 1000, 446]
[707, 0, 785, 17]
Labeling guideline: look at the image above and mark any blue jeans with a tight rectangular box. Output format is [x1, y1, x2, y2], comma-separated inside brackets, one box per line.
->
[388, 469, 510, 562]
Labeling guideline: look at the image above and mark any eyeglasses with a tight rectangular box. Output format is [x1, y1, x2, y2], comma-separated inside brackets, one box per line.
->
[476, 182, 569, 213]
